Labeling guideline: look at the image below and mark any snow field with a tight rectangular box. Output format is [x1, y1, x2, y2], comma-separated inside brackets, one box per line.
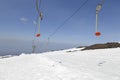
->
[0, 48, 120, 80]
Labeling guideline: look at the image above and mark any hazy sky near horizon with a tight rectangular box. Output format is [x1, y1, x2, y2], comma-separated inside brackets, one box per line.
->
[0, 0, 120, 54]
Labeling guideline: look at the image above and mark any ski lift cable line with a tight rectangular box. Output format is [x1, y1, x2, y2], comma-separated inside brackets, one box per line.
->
[48, 0, 89, 38]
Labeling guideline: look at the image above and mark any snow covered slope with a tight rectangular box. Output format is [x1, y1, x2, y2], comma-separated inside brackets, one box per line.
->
[0, 48, 120, 80]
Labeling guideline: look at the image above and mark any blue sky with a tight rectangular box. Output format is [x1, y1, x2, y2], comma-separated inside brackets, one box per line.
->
[0, 0, 120, 54]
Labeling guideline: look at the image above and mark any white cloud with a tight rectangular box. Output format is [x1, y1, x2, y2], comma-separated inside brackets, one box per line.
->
[20, 17, 28, 22]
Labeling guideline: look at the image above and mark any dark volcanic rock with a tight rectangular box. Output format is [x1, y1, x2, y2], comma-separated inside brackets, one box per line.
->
[82, 42, 120, 50]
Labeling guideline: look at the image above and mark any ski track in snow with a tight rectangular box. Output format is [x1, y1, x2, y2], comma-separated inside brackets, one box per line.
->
[0, 48, 120, 80]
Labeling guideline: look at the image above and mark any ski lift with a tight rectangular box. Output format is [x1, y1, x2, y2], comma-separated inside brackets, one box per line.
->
[35, 0, 43, 37]
[95, 0, 104, 36]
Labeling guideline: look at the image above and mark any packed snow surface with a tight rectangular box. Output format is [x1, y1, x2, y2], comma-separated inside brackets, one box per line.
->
[0, 48, 120, 80]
